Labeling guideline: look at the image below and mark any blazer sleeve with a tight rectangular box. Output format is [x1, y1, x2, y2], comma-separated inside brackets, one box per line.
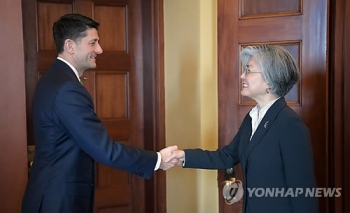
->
[279, 112, 318, 212]
[183, 119, 246, 169]
[54, 81, 157, 179]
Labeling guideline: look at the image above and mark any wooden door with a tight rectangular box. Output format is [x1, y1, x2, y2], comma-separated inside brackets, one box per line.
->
[22, 0, 166, 212]
[217, 0, 328, 212]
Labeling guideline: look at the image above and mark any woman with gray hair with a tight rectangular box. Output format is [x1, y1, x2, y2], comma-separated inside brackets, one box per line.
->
[171, 45, 318, 213]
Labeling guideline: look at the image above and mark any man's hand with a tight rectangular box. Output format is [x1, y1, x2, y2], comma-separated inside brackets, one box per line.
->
[159, 145, 178, 170]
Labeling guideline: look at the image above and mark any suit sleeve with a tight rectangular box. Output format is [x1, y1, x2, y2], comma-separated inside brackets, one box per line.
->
[54, 82, 157, 179]
[183, 119, 246, 169]
[279, 113, 318, 212]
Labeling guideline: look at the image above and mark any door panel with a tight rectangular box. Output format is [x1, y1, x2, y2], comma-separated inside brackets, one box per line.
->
[241, 0, 299, 15]
[22, 0, 152, 212]
[218, 0, 328, 212]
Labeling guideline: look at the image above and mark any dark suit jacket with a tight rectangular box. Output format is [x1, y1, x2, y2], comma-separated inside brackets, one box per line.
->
[184, 98, 318, 213]
[22, 59, 157, 213]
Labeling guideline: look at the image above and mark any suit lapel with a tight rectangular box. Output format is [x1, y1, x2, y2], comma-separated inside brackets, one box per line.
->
[239, 117, 252, 157]
[243, 97, 287, 161]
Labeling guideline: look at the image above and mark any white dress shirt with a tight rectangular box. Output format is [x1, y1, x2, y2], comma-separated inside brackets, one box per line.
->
[249, 98, 280, 140]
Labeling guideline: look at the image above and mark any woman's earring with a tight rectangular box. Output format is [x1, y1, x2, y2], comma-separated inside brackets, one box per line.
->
[266, 88, 270, 94]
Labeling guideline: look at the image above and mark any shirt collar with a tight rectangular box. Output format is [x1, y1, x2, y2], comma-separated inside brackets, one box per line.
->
[249, 97, 280, 119]
[57, 57, 80, 81]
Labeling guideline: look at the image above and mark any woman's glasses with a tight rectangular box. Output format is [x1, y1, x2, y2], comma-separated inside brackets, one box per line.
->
[243, 66, 262, 75]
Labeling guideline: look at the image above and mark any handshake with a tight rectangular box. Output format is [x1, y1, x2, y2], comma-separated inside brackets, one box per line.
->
[158, 145, 185, 170]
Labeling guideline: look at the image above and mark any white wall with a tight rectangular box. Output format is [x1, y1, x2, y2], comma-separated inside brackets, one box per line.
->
[164, 1, 218, 212]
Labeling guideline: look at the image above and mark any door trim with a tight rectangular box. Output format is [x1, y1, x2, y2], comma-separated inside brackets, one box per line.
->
[142, 0, 166, 212]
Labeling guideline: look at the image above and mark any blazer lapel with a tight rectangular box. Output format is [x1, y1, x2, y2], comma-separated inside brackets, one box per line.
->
[243, 97, 288, 161]
[239, 117, 252, 157]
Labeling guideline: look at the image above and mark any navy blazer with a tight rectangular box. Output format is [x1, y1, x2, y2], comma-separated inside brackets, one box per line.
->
[184, 98, 318, 213]
[22, 59, 157, 213]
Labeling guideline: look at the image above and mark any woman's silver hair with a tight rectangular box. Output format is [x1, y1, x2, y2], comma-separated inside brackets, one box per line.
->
[240, 44, 299, 97]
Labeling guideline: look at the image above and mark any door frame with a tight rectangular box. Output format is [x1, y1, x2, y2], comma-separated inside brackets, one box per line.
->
[329, 0, 350, 212]
[142, 0, 167, 212]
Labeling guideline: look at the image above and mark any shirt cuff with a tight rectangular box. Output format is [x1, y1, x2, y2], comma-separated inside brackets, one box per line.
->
[154, 152, 161, 170]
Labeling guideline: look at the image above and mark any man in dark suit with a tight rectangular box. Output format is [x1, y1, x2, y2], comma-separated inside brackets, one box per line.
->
[22, 13, 177, 213]
[170, 45, 318, 213]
